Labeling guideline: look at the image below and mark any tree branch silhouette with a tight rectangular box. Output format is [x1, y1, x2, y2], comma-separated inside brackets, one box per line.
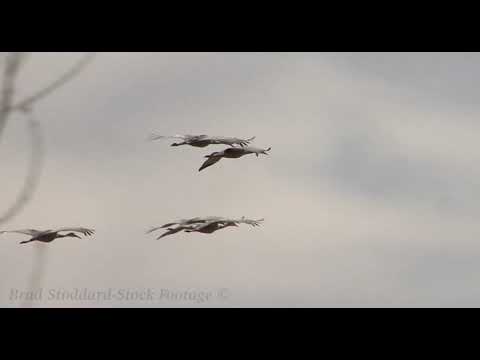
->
[0, 52, 26, 139]
[11, 53, 95, 112]
[0, 52, 95, 226]
[0, 53, 95, 308]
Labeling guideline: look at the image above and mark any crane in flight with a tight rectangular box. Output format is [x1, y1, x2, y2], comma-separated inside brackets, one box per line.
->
[147, 217, 263, 240]
[199, 146, 271, 171]
[0, 227, 95, 244]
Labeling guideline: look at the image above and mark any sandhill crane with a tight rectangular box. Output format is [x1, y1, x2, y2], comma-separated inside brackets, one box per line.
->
[147, 217, 228, 240]
[182, 217, 261, 234]
[185, 217, 264, 234]
[147, 216, 227, 233]
[199, 146, 271, 171]
[149, 134, 256, 148]
[0, 227, 95, 244]
[147, 217, 263, 239]
[149, 222, 234, 239]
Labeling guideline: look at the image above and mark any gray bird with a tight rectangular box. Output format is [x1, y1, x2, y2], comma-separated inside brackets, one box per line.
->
[0, 228, 95, 244]
[147, 217, 228, 240]
[148, 217, 263, 239]
[184, 217, 263, 234]
[147, 216, 226, 234]
[185, 217, 264, 234]
[199, 146, 271, 171]
[149, 134, 256, 148]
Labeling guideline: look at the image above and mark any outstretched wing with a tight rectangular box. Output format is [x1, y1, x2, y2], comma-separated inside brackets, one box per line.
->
[54, 227, 95, 236]
[235, 218, 264, 227]
[155, 223, 204, 239]
[0, 229, 44, 237]
[199, 156, 222, 172]
[147, 226, 166, 234]
[159, 219, 189, 229]
[149, 134, 210, 142]
[207, 136, 256, 147]
[146, 221, 186, 234]
[155, 227, 187, 240]
[149, 134, 188, 141]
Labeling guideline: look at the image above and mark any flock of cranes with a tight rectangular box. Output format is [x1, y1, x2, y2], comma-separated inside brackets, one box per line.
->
[1, 133, 270, 244]
[149, 134, 271, 171]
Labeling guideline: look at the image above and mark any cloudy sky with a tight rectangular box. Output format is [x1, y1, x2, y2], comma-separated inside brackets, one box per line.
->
[1, 52, 480, 307]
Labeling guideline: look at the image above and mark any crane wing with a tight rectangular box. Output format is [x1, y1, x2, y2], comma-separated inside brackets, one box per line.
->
[207, 136, 256, 147]
[149, 134, 189, 141]
[198, 156, 222, 172]
[234, 218, 264, 227]
[0, 229, 44, 237]
[156, 227, 185, 240]
[54, 227, 95, 236]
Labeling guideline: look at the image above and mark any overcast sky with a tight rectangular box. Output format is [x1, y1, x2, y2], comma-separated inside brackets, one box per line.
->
[1, 52, 480, 307]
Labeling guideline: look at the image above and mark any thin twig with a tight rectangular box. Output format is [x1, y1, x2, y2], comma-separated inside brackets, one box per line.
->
[0, 53, 95, 308]
[11, 53, 95, 112]
[0, 53, 95, 225]
[0, 52, 25, 139]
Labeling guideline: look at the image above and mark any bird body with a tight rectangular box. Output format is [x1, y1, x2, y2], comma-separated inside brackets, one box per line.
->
[0, 227, 95, 244]
[184, 221, 238, 234]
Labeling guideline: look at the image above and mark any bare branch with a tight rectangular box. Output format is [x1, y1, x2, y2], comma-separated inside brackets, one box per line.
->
[0, 52, 26, 138]
[12, 52, 95, 112]
[0, 53, 95, 225]
[0, 53, 95, 308]
[0, 110, 44, 225]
